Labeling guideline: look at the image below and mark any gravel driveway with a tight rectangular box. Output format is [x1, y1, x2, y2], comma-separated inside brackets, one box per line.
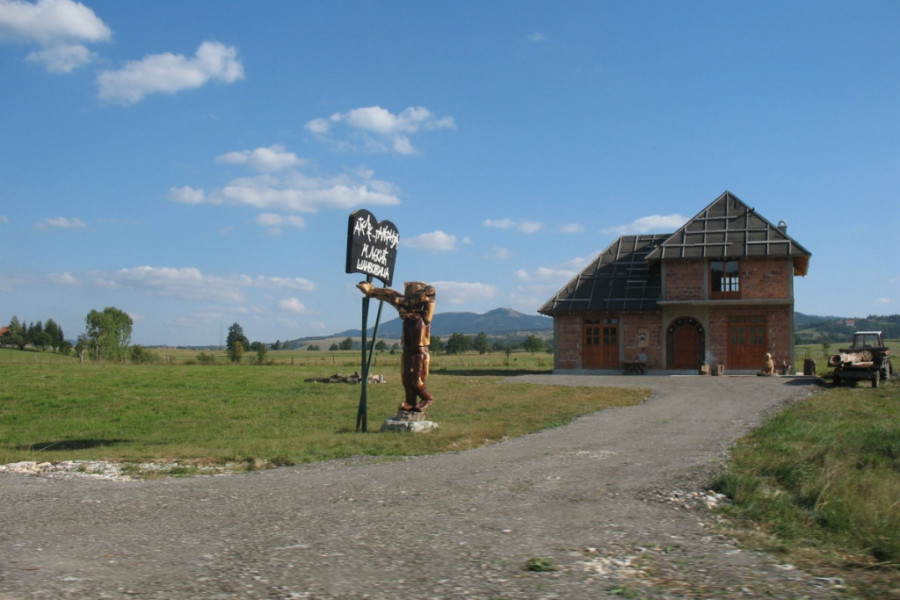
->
[1, 375, 842, 600]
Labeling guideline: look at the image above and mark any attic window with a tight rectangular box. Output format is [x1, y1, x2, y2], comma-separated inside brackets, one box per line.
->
[711, 260, 740, 298]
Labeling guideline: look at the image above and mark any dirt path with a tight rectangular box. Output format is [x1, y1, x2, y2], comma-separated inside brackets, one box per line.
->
[0, 375, 842, 599]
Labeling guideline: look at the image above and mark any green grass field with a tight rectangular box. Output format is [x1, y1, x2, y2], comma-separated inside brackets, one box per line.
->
[0, 350, 634, 470]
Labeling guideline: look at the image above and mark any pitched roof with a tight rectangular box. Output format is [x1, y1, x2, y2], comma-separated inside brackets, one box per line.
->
[538, 191, 812, 316]
[538, 234, 667, 315]
[645, 191, 811, 275]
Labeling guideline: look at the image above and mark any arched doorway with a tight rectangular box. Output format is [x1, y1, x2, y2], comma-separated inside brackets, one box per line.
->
[667, 317, 705, 370]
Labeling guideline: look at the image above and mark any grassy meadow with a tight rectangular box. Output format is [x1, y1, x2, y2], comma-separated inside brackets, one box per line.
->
[0, 347, 638, 470]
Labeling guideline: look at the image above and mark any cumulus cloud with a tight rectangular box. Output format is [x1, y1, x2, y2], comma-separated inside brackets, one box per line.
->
[305, 105, 456, 155]
[432, 281, 498, 306]
[216, 144, 303, 172]
[600, 213, 687, 235]
[91, 266, 315, 303]
[36, 216, 86, 230]
[0, 0, 111, 72]
[170, 149, 401, 215]
[559, 223, 583, 234]
[97, 40, 244, 105]
[278, 297, 308, 314]
[527, 32, 545, 42]
[403, 230, 458, 252]
[483, 218, 543, 234]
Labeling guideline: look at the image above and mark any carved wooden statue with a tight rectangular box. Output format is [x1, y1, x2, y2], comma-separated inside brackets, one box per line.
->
[357, 281, 436, 413]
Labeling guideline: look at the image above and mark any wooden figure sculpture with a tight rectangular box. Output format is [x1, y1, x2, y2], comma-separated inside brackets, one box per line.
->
[357, 281, 436, 413]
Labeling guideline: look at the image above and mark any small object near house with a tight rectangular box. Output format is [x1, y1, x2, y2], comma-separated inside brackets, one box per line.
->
[828, 331, 892, 388]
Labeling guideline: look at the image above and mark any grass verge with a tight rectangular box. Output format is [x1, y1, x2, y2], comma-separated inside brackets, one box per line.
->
[712, 377, 900, 598]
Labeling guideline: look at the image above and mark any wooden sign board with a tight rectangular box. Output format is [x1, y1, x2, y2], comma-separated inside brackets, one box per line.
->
[345, 209, 399, 286]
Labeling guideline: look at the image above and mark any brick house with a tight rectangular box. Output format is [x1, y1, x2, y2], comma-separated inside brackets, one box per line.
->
[539, 191, 811, 373]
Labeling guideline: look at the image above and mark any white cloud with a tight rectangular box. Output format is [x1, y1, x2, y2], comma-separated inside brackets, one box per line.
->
[403, 230, 457, 252]
[432, 281, 498, 306]
[47, 271, 79, 286]
[874, 297, 890, 306]
[97, 40, 244, 105]
[170, 151, 401, 214]
[601, 213, 687, 235]
[527, 32, 545, 43]
[36, 216, 86, 230]
[278, 297, 308, 314]
[482, 218, 543, 234]
[216, 144, 303, 172]
[559, 223, 583, 234]
[91, 266, 315, 304]
[484, 245, 513, 260]
[0, 215, 8, 223]
[0, 0, 111, 72]
[254, 212, 306, 235]
[516, 255, 593, 283]
[169, 186, 205, 204]
[305, 105, 456, 155]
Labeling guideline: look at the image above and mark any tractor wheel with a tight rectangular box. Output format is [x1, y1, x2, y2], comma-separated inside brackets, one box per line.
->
[832, 374, 841, 387]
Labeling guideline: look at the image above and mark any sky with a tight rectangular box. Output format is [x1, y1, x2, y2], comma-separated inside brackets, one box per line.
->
[1, 0, 898, 347]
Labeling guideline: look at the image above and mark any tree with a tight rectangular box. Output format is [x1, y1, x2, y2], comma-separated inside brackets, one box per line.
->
[44, 319, 64, 351]
[3, 316, 27, 349]
[446, 332, 472, 355]
[85, 307, 133, 361]
[256, 345, 268, 365]
[339, 336, 354, 351]
[523, 334, 545, 355]
[429, 336, 443, 353]
[473, 332, 490, 354]
[226, 323, 250, 354]
[307, 344, 320, 351]
[228, 340, 244, 364]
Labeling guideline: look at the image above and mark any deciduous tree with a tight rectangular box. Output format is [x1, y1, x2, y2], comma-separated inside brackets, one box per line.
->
[85, 307, 133, 361]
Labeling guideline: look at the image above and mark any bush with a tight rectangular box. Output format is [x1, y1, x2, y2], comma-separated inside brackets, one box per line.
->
[129, 345, 159, 364]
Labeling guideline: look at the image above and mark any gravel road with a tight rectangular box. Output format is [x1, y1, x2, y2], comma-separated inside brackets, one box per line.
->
[1, 374, 842, 600]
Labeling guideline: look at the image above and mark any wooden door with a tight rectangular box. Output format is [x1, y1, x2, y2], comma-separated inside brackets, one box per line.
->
[728, 316, 767, 369]
[667, 318, 704, 370]
[583, 318, 618, 368]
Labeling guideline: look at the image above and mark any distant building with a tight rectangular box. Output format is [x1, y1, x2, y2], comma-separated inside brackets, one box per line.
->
[539, 191, 811, 373]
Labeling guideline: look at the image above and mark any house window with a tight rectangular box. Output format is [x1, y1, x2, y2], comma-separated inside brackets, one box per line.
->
[711, 260, 740, 298]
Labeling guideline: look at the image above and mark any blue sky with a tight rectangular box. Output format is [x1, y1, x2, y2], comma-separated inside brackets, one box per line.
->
[1, 0, 897, 347]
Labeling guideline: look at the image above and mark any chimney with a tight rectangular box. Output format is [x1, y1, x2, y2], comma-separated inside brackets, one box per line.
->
[777, 219, 788, 234]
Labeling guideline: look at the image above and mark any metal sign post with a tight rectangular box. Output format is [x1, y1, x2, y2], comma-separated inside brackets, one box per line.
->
[345, 210, 399, 432]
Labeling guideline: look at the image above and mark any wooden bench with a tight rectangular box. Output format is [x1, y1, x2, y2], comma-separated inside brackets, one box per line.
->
[622, 361, 647, 375]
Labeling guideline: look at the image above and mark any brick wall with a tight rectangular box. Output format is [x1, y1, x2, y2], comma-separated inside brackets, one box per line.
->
[553, 313, 583, 370]
[663, 260, 705, 300]
[738, 258, 792, 299]
[621, 312, 663, 368]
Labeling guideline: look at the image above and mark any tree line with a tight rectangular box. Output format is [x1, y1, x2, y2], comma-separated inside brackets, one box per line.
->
[325, 332, 550, 355]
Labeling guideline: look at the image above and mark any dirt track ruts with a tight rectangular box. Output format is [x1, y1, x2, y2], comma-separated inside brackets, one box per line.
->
[1, 375, 842, 599]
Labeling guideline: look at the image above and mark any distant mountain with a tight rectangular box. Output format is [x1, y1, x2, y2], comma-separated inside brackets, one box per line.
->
[794, 312, 900, 343]
[299, 307, 552, 346]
